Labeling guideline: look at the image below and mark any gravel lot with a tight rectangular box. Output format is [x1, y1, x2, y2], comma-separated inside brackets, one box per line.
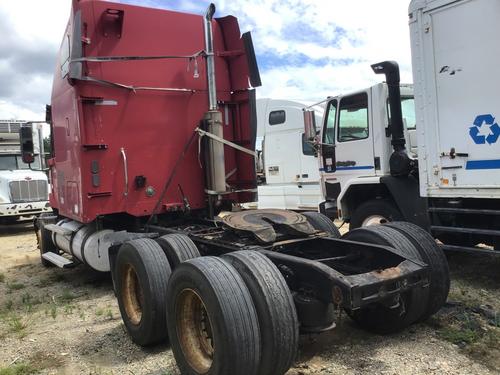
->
[0, 221, 498, 375]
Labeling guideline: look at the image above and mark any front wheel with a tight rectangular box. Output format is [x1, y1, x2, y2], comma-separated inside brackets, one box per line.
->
[349, 199, 403, 229]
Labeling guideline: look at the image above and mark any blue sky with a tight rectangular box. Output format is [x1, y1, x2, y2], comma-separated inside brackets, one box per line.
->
[0, 0, 413, 119]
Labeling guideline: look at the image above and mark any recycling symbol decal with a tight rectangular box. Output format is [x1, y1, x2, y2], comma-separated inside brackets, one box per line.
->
[469, 114, 500, 145]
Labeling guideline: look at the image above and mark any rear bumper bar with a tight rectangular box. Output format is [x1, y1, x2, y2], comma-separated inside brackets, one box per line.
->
[261, 249, 429, 311]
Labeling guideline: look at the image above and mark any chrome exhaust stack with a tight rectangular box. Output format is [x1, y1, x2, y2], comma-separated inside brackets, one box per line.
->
[203, 3, 226, 216]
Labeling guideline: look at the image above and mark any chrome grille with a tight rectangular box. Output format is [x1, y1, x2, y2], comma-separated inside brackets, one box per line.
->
[9, 180, 48, 203]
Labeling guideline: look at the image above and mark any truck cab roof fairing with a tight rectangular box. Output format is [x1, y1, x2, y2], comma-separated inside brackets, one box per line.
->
[49, 1, 260, 223]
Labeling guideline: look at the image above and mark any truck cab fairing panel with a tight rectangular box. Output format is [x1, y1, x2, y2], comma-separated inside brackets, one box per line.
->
[50, 1, 258, 223]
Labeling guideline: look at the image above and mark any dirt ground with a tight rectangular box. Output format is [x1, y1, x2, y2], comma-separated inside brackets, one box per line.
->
[0, 221, 499, 375]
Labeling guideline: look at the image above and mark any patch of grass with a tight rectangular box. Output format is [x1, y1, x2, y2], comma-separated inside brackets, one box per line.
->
[63, 304, 74, 316]
[51, 273, 66, 283]
[440, 326, 481, 345]
[105, 308, 113, 320]
[35, 278, 52, 288]
[0, 362, 38, 375]
[50, 304, 57, 320]
[0, 273, 5, 283]
[20, 294, 41, 313]
[7, 314, 30, 338]
[95, 308, 104, 317]
[5, 300, 13, 311]
[58, 289, 77, 303]
[6, 283, 25, 292]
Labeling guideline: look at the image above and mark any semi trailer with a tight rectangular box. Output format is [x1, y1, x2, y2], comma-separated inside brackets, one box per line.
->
[30, 1, 449, 374]
[310, 0, 500, 254]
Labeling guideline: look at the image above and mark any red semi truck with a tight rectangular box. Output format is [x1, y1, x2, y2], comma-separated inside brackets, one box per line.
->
[27, 1, 450, 374]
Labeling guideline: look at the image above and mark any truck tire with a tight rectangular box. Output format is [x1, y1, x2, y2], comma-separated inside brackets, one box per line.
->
[36, 214, 57, 267]
[115, 238, 171, 346]
[223, 251, 298, 375]
[349, 199, 402, 229]
[166, 257, 261, 375]
[156, 233, 201, 269]
[342, 225, 428, 333]
[385, 222, 450, 320]
[302, 211, 341, 238]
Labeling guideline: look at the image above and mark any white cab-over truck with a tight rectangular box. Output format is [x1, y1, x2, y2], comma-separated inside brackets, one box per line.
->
[308, 0, 500, 254]
[256, 99, 323, 212]
[0, 121, 51, 223]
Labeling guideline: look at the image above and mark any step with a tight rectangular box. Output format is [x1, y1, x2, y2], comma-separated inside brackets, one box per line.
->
[41, 252, 76, 268]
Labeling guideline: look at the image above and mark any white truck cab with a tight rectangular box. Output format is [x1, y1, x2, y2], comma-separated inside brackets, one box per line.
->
[316, 82, 420, 227]
[0, 121, 51, 223]
[256, 99, 324, 212]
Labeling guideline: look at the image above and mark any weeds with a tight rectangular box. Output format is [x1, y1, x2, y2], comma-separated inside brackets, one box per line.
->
[105, 309, 113, 320]
[63, 304, 74, 316]
[440, 326, 481, 345]
[0, 273, 5, 283]
[7, 314, 30, 338]
[50, 304, 57, 320]
[0, 362, 37, 375]
[58, 290, 77, 303]
[6, 283, 25, 292]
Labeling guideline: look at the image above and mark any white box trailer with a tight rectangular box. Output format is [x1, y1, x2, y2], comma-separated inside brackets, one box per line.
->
[409, 0, 500, 251]
[410, 0, 500, 198]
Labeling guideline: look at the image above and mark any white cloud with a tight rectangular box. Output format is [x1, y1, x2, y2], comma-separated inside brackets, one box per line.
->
[216, 0, 413, 101]
[0, 0, 414, 118]
[0, 0, 70, 120]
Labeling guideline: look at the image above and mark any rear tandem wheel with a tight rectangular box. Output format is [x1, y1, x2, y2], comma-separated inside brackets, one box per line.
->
[166, 256, 261, 375]
[223, 250, 299, 375]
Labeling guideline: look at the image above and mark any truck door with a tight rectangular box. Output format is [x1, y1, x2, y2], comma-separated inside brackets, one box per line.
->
[329, 92, 376, 190]
[319, 99, 338, 201]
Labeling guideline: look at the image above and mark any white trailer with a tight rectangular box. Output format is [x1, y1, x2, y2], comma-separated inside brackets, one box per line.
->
[409, 0, 500, 252]
[0, 121, 51, 223]
[256, 99, 324, 212]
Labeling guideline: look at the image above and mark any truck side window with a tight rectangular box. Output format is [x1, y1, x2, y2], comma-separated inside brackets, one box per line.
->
[338, 93, 368, 142]
[269, 110, 286, 125]
[323, 100, 337, 144]
[302, 133, 315, 156]
[387, 96, 416, 130]
[60, 35, 71, 78]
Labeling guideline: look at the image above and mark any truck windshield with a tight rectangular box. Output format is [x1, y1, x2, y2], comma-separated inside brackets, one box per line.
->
[0, 155, 40, 170]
